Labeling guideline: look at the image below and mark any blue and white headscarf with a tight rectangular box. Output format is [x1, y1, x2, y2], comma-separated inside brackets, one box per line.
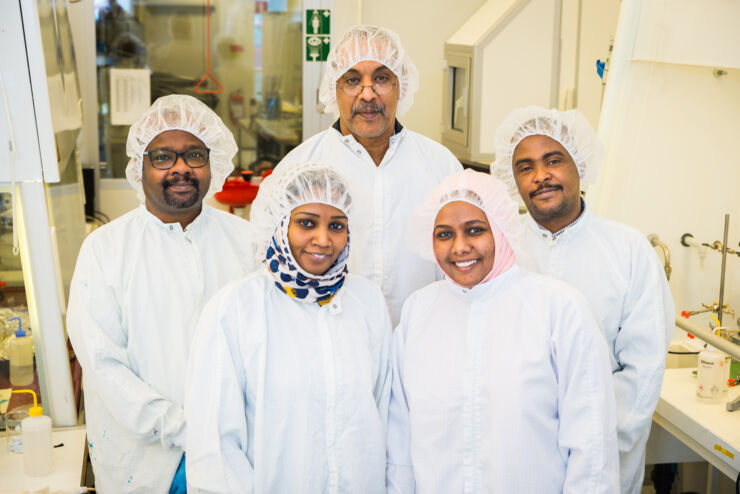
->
[265, 214, 350, 306]
[251, 161, 354, 304]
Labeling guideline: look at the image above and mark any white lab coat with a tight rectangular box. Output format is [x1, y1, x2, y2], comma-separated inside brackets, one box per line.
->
[520, 205, 675, 494]
[387, 265, 619, 494]
[185, 270, 393, 494]
[276, 124, 462, 324]
[66, 204, 256, 494]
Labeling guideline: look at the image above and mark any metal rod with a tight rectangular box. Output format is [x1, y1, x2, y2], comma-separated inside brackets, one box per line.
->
[675, 316, 740, 361]
[717, 214, 729, 325]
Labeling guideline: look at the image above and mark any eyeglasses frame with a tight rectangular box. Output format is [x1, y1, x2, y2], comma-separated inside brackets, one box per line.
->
[336, 80, 398, 97]
[144, 147, 211, 170]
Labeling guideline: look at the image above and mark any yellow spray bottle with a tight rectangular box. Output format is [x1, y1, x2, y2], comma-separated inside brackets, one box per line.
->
[11, 389, 53, 477]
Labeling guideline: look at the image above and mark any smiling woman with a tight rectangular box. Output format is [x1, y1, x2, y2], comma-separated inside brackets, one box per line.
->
[184, 161, 393, 493]
[288, 203, 348, 276]
[433, 201, 495, 288]
[387, 168, 620, 493]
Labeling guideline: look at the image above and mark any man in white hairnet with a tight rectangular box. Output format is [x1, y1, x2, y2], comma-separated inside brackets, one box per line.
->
[275, 25, 462, 324]
[491, 106, 675, 494]
[67, 94, 257, 493]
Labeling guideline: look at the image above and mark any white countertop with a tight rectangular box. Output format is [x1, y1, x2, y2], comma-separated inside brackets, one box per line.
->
[652, 367, 740, 479]
[0, 426, 87, 493]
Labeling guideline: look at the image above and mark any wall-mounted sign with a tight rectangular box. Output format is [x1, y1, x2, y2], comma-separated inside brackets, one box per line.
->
[305, 9, 330, 62]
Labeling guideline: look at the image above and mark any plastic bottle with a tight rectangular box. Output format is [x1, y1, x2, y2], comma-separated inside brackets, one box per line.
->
[696, 346, 725, 404]
[8, 317, 34, 386]
[12, 389, 53, 477]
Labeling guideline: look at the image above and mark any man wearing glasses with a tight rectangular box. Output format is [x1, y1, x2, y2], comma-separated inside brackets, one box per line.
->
[67, 95, 256, 493]
[276, 25, 462, 324]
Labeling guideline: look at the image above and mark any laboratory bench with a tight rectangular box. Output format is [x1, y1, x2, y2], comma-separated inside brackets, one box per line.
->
[647, 366, 740, 486]
[0, 425, 87, 493]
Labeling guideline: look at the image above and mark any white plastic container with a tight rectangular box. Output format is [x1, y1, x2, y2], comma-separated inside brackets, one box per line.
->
[8, 317, 33, 386]
[12, 389, 53, 477]
[696, 347, 726, 404]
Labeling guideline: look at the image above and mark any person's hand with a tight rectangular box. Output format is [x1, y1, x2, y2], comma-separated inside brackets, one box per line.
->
[169, 455, 186, 494]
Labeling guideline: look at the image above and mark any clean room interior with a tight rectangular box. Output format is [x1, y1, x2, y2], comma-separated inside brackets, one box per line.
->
[0, 0, 738, 492]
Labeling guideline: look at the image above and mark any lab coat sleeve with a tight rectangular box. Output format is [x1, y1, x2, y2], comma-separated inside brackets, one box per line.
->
[555, 294, 619, 494]
[386, 307, 416, 494]
[373, 291, 394, 432]
[185, 289, 254, 494]
[66, 240, 186, 449]
[612, 240, 674, 494]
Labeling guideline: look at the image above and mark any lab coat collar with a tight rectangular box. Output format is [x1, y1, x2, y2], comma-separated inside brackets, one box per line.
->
[323, 288, 344, 316]
[526, 199, 592, 243]
[444, 264, 521, 300]
[139, 202, 209, 234]
[330, 120, 407, 165]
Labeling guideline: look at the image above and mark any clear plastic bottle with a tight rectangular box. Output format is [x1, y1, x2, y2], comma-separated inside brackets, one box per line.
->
[12, 389, 53, 477]
[696, 346, 725, 404]
[8, 317, 33, 386]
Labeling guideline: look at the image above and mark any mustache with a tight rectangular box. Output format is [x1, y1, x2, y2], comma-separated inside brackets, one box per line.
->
[351, 101, 385, 118]
[530, 184, 562, 198]
[162, 175, 199, 189]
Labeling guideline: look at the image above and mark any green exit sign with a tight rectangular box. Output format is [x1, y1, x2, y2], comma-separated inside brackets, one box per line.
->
[305, 9, 330, 61]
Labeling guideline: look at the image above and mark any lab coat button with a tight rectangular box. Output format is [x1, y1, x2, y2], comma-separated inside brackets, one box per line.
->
[169, 226, 174, 231]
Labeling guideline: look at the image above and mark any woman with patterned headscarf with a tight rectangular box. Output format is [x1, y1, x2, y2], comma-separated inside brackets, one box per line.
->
[387, 169, 619, 494]
[185, 161, 391, 493]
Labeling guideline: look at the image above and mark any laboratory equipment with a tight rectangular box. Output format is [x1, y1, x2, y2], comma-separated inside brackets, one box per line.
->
[696, 346, 727, 404]
[675, 317, 740, 364]
[4, 408, 28, 453]
[12, 389, 53, 477]
[8, 317, 33, 386]
[681, 215, 737, 326]
[442, 0, 563, 165]
[727, 395, 740, 412]
[194, 0, 224, 96]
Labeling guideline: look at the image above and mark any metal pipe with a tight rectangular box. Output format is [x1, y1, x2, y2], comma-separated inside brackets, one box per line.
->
[717, 214, 729, 325]
[675, 316, 740, 362]
[648, 234, 671, 280]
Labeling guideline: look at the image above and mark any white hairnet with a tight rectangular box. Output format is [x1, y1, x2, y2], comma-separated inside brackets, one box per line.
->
[490, 106, 605, 196]
[251, 162, 353, 263]
[319, 25, 419, 117]
[125, 94, 237, 201]
[409, 168, 525, 263]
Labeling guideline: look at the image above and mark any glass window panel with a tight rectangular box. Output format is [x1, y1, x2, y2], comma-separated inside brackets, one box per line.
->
[95, 0, 302, 177]
[451, 66, 469, 132]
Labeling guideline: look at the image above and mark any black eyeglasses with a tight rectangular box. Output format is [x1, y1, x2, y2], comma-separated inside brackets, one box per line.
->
[145, 147, 210, 170]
